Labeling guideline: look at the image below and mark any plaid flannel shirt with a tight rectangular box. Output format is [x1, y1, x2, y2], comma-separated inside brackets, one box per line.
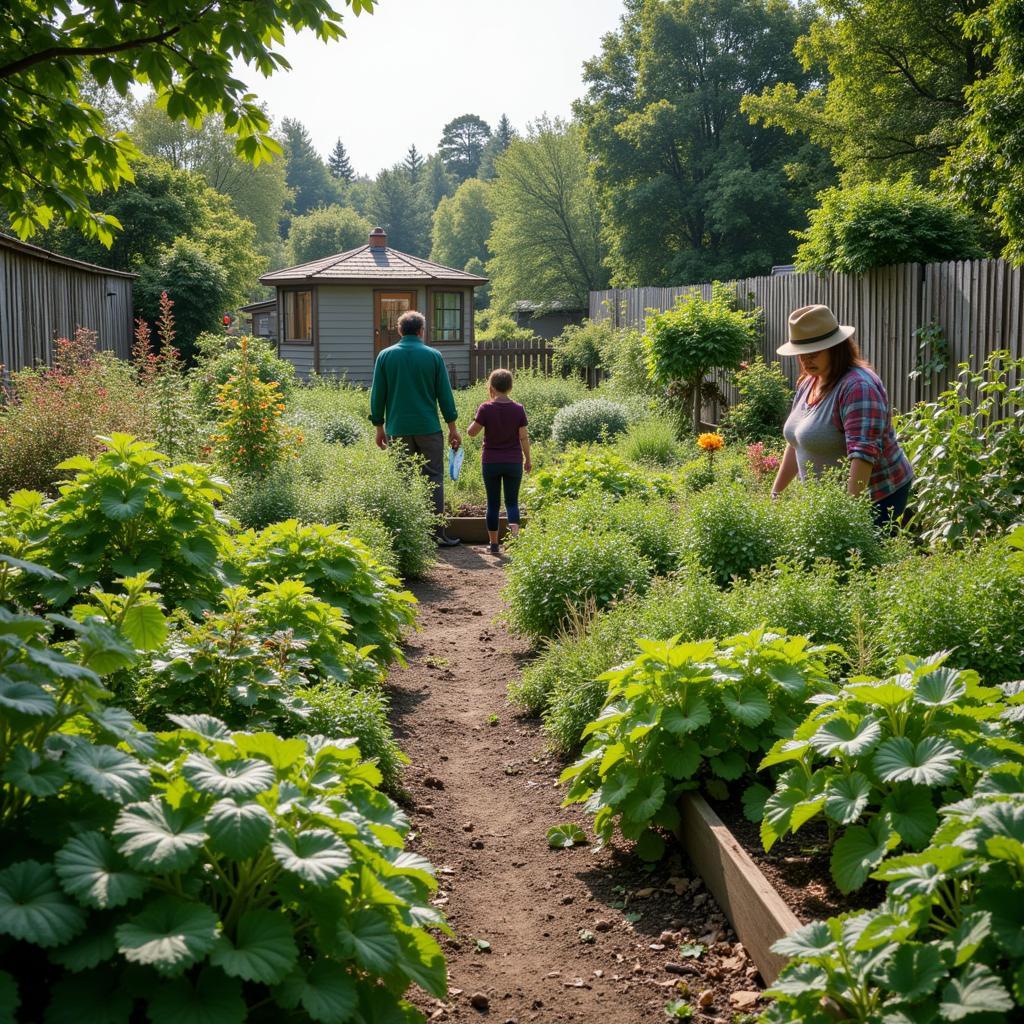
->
[830, 367, 913, 501]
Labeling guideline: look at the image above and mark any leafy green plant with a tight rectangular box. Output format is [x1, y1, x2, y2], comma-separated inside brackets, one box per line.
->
[551, 398, 631, 447]
[898, 351, 1024, 547]
[794, 177, 983, 274]
[0, 605, 447, 1023]
[758, 653, 1020, 893]
[40, 434, 230, 614]
[644, 283, 760, 434]
[503, 510, 653, 640]
[616, 417, 683, 467]
[190, 331, 296, 411]
[525, 447, 668, 513]
[764, 779, 1024, 1024]
[909, 320, 951, 382]
[720, 356, 792, 444]
[561, 629, 833, 860]
[228, 520, 416, 670]
[781, 477, 883, 571]
[551, 318, 617, 379]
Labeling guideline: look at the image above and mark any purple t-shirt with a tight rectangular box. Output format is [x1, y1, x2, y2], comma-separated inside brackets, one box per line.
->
[474, 399, 528, 464]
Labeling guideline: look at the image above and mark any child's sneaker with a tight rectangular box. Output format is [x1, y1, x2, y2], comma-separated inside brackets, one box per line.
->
[488, 542, 500, 555]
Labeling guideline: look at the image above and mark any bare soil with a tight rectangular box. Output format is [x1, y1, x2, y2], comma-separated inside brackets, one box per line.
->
[389, 546, 764, 1023]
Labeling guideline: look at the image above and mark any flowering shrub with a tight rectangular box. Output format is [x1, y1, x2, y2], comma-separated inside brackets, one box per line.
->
[747, 440, 781, 484]
[0, 328, 150, 495]
[212, 336, 301, 478]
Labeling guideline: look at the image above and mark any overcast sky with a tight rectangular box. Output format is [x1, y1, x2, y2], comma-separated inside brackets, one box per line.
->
[237, 0, 626, 178]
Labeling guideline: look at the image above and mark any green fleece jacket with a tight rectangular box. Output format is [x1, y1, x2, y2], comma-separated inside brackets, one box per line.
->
[369, 335, 458, 436]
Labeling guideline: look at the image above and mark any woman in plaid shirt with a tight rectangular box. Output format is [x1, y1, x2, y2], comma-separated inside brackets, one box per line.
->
[771, 304, 913, 529]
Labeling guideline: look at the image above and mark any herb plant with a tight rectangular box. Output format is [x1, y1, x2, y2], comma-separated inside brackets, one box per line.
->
[524, 447, 668, 513]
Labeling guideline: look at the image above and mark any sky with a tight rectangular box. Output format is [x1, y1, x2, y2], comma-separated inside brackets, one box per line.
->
[236, 0, 626, 178]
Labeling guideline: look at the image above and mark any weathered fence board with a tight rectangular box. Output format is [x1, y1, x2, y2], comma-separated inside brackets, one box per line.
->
[0, 233, 134, 377]
[591, 259, 1024, 419]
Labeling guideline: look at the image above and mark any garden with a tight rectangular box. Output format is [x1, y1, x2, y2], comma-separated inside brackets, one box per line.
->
[0, 280, 1021, 1023]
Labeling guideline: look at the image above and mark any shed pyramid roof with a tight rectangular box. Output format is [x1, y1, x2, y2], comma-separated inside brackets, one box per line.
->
[261, 244, 488, 286]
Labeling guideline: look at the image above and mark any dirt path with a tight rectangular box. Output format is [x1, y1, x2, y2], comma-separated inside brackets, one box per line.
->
[389, 546, 762, 1024]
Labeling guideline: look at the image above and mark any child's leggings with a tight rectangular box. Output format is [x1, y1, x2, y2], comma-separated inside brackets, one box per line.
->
[482, 462, 523, 532]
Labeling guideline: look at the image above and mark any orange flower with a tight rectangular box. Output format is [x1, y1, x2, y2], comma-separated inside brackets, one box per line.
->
[697, 432, 724, 452]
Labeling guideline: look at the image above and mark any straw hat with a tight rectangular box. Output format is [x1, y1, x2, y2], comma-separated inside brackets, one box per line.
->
[776, 304, 855, 356]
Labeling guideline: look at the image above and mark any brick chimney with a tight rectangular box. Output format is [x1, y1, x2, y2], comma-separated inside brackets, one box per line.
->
[369, 227, 387, 249]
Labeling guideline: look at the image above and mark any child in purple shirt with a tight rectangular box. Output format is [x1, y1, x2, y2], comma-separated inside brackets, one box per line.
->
[467, 368, 532, 555]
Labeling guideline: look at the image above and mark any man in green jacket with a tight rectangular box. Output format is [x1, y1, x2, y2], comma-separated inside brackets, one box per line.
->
[370, 310, 462, 546]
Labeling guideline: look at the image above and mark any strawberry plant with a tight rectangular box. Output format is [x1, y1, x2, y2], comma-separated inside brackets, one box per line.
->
[758, 653, 1023, 893]
[560, 628, 834, 860]
[0, 597, 447, 1023]
[38, 434, 230, 615]
[764, 775, 1024, 1023]
[228, 520, 416, 670]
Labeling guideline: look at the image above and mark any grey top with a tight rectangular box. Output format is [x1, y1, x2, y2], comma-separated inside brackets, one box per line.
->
[783, 378, 850, 483]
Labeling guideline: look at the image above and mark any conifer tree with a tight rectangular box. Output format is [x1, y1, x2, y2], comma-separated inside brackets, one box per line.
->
[403, 144, 425, 181]
[328, 138, 354, 182]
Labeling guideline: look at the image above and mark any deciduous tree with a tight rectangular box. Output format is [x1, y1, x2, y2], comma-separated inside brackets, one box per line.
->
[287, 204, 372, 264]
[0, 0, 373, 242]
[479, 113, 516, 179]
[487, 117, 608, 311]
[577, 0, 829, 285]
[430, 179, 493, 271]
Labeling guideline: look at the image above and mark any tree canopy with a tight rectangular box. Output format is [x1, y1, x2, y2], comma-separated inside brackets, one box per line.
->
[430, 179, 493, 272]
[281, 118, 337, 214]
[576, 0, 832, 285]
[370, 166, 431, 256]
[487, 117, 608, 312]
[438, 114, 492, 182]
[741, 0, 986, 184]
[286, 204, 372, 264]
[0, 0, 373, 243]
[328, 138, 355, 182]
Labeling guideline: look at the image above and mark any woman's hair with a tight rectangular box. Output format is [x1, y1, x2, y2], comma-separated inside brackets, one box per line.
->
[799, 336, 872, 393]
[488, 368, 513, 393]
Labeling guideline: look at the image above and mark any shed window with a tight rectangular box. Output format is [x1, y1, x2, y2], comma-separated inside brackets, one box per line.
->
[283, 290, 312, 343]
[432, 291, 463, 343]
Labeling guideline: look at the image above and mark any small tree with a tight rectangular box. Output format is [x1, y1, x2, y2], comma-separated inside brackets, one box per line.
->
[795, 178, 984, 273]
[328, 138, 354, 182]
[645, 285, 760, 434]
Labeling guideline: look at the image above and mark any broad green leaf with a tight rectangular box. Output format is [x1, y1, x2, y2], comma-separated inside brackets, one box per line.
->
[209, 910, 298, 985]
[271, 829, 353, 886]
[635, 828, 666, 862]
[771, 920, 836, 959]
[766, 961, 830, 998]
[120, 603, 168, 651]
[148, 967, 246, 1024]
[116, 896, 220, 976]
[395, 927, 448, 999]
[881, 784, 938, 849]
[874, 736, 959, 787]
[830, 818, 898, 894]
[44, 969, 133, 1023]
[99, 485, 147, 521]
[547, 824, 588, 849]
[942, 911, 993, 967]
[182, 753, 276, 797]
[939, 964, 1013, 1021]
[54, 831, 146, 909]
[661, 699, 711, 734]
[205, 799, 273, 860]
[2, 744, 66, 796]
[600, 764, 641, 804]
[824, 772, 872, 825]
[879, 942, 945, 1001]
[65, 744, 150, 804]
[809, 715, 881, 758]
[0, 860, 85, 947]
[721, 685, 771, 727]
[49, 923, 117, 972]
[976, 884, 1024, 957]
[742, 783, 771, 822]
[709, 750, 746, 780]
[848, 681, 911, 709]
[166, 714, 231, 740]
[0, 679, 55, 717]
[660, 739, 701, 780]
[337, 909, 401, 975]
[622, 775, 666, 823]
[113, 799, 207, 872]
[274, 960, 358, 1023]
[231, 732, 307, 770]
[0, 553, 63, 581]
[914, 667, 967, 707]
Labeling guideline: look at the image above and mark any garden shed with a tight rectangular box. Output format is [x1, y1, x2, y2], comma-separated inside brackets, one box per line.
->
[261, 227, 487, 386]
[0, 232, 134, 374]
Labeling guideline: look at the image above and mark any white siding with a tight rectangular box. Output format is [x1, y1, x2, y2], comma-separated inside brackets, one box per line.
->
[318, 285, 375, 385]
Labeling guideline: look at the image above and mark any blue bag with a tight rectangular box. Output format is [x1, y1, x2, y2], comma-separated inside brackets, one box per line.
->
[448, 446, 465, 482]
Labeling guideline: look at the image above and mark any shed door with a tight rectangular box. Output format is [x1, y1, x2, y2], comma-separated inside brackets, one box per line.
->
[374, 290, 418, 355]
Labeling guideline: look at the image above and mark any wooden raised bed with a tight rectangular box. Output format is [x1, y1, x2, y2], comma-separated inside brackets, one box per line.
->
[444, 516, 526, 544]
[675, 793, 801, 985]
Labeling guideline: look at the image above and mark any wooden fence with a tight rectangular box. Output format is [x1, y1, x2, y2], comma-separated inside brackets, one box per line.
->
[590, 259, 1024, 419]
[468, 338, 608, 388]
[0, 232, 135, 376]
